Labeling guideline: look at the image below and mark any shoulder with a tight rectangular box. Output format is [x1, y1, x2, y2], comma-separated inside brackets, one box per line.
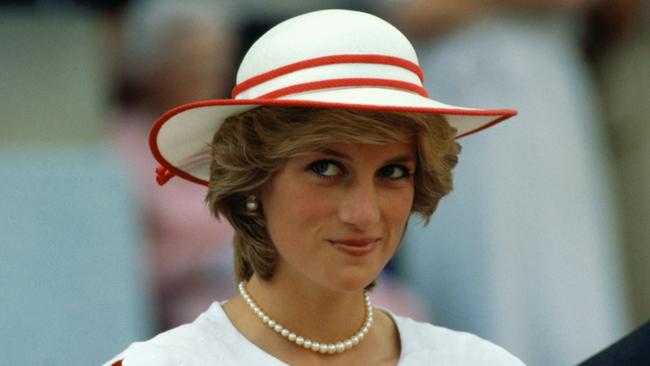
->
[102, 324, 208, 366]
[390, 313, 526, 366]
[103, 303, 233, 366]
[102, 341, 183, 366]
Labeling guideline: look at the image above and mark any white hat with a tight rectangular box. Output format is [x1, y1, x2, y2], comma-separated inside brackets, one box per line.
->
[151, 9, 517, 186]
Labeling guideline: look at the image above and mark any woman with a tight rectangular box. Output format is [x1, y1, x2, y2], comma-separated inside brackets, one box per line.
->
[106, 9, 522, 365]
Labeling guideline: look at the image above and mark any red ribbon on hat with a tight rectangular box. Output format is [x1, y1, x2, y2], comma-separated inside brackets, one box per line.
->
[231, 54, 426, 99]
[155, 165, 175, 186]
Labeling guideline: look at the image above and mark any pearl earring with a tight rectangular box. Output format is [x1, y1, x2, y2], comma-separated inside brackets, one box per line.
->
[246, 195, 259, 211]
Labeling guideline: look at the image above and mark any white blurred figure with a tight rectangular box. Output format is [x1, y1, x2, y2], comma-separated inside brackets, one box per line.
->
[107, 0, 238, 330]
[380, 1, 630, 364]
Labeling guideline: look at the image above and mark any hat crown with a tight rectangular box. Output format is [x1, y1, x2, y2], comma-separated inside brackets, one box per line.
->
[234, 9, 421, 99]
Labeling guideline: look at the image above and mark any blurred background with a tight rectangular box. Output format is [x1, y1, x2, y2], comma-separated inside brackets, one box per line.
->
[0, 0, 647, 365]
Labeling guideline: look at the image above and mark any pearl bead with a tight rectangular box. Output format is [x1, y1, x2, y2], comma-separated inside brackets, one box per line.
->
[311, 342, 320, 352]
[296, 336, 304, 345]
[268, 320, 276, 327]
[336, 342, 345, 353]
[281, 329, 290, 337]
[304, 340, 312, 349]
[319, 345, 329, 354]
[344, 340, 353, 349]
[351, 336, 359, 345]
[262, 315, 269, 323]
[274, 324, 282, 332]
[327, 344, 336, 354]
[245, 196, 258, 211]
[288, 333, 296, 341]
[319, 345, 328, 354]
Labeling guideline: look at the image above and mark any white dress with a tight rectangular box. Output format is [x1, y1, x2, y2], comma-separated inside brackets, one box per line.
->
[105, 302, 525, 365]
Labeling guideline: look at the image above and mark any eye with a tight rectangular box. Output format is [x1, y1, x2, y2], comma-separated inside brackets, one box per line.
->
[379, 165, 412, 180]
[309, 160, 343, 178]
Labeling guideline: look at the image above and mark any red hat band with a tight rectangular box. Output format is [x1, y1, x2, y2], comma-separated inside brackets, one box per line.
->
[231, 54, 428, 100]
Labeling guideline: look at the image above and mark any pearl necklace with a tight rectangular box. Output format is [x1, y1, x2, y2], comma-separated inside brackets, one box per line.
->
[238, 281, 374, 354]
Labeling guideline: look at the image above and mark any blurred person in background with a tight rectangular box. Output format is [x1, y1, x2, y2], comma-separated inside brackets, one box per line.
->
[106, 0, 237, 331]
[586, 0, 649, 328]
[376, 0, 630, 365]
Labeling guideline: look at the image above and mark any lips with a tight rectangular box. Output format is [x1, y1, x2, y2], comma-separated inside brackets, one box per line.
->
[328, 238, 379, 257]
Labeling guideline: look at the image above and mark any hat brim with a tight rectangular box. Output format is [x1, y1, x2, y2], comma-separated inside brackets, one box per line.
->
[150, 87, 517, 185]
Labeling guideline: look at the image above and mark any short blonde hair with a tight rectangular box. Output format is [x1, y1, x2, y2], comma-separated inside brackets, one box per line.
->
[206, 106, 460, 283]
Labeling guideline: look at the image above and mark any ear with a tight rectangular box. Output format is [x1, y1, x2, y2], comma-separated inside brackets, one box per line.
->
[248, 160, 285, 211]
[245, 186, 267, 214]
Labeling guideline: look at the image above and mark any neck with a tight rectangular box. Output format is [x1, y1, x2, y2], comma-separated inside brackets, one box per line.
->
[243, 274, 368, 343]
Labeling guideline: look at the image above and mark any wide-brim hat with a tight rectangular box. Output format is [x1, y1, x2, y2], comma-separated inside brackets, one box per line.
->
[150, 9, 517, 186]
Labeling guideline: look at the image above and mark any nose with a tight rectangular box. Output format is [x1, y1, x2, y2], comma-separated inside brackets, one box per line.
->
[338, 181, 381, 230]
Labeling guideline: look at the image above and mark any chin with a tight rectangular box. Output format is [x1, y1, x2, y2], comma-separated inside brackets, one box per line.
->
[322, 270, 378, 293]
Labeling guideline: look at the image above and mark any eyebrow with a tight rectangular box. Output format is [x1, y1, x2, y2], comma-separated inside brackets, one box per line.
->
[386, 155, 417, 165]
[320, 148, 352, 160]
[318, 148, 416, 165]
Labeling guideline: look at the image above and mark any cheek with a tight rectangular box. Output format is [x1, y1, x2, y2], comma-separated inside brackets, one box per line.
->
[287, 190, 334, 236]
[264, 184, 333, 244]
[385, 189, 414, 227]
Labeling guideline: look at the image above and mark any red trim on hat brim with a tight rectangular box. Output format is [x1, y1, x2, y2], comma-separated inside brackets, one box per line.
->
[456, 113, 513, 139]
[149, 98, 517, 186]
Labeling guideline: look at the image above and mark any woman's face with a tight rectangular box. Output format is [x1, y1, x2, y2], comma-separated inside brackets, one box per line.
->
[260, 142, 416, 292]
